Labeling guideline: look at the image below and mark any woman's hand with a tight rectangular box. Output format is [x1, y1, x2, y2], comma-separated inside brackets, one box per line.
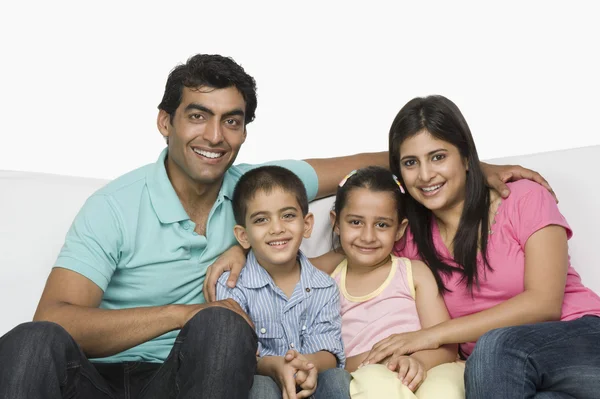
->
[360, 329, 440, 368]
[203, 245, 247, 302]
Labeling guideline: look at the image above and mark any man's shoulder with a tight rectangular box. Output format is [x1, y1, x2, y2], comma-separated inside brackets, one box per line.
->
[95, 163, 152, 197]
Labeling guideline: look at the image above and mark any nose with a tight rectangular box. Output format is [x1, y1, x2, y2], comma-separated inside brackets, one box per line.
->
[204, 119, 224, 145]
[418, 162, 435, 182]
[360, 225, 376, 243]
[269, 218, 285, 235]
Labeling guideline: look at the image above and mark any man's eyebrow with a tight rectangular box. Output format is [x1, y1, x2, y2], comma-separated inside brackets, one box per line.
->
[183, 103, 245, 120]
[184, 103, 214, 115]
[400, 148, 447, 161]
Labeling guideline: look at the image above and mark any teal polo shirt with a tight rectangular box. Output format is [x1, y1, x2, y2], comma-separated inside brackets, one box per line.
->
[55, 148, 319, 363]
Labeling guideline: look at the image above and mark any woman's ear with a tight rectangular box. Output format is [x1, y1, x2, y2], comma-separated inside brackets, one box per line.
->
[330, 210, 340, 235]
[233, 225, 252, 249]
[395, 218, 409, 241]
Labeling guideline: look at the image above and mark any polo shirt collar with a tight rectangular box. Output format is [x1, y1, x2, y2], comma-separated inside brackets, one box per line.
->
[242, 250, 333, 289]
[146, 148, 190, 224]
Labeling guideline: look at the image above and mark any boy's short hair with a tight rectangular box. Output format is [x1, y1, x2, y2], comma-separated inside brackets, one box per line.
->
[232, 166, 309, 226]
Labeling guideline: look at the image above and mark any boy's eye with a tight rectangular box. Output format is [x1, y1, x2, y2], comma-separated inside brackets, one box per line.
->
[282, 213, 296, 219]
[253, 217, 267, 224]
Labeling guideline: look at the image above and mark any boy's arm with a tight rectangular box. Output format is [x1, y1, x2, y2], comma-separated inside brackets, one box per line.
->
[407, 260, 457, 370]
[345, 352, 369, 372]
[309, 251, 345, 275]
[302, 287, 346, 370]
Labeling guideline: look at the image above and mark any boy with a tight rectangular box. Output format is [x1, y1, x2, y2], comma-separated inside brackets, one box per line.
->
[217, 166, 349, 399]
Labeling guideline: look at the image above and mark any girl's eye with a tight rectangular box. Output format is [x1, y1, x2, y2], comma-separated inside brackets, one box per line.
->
[349, 220, 362, 226]
[376, 222, 389, 228]
[432, 154, 446, 161]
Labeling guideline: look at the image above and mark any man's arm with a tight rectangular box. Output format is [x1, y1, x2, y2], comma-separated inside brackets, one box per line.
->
[304, 151, 555, 200]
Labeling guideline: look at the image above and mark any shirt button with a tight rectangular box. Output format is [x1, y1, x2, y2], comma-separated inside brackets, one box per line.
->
[290, 343, 295, 348]
[183, 223, 190, 230]
[302, 325, 306, 331]
[305, 288, 311, 293]
[260, 328, 266, 334]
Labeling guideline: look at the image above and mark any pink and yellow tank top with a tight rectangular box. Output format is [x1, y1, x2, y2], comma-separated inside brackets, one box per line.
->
[331, 255, 422, 357]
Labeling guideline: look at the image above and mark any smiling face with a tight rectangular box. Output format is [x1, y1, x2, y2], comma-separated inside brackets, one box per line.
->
[158, 86, 247, 189]
[399, 130, 468, 215]
[234, 188, 314, 270]
[334, 188, 406, 270]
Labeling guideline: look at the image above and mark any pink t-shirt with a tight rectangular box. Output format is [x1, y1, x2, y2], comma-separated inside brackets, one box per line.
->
[395, 180, 600, 357]
[332, 256, 422, 357]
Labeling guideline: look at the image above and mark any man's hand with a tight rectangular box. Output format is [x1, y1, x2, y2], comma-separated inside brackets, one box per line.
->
[203, 245, 247, 302]
[481, 162, 557, 202]
[391, 356, 427, 392]
[178, 298, 254, 329]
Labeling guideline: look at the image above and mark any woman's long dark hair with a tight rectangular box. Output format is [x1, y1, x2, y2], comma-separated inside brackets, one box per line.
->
[389, 95, 491, 293]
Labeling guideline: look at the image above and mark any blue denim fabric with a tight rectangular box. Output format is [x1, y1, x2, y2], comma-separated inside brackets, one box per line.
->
[250, 367, 351, 399]
[0, 307, 257, 399]
[465, 316, 600, 399]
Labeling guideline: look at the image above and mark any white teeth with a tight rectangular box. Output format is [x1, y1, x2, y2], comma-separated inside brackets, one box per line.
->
[422, 184, 443, 192]
[193, 148, 224, 159]
[269, 240, 288, 246]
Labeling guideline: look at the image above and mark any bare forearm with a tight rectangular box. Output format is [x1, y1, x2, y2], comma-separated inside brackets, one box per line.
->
[256, 355, 281, 378]
[345, 352, 369, 372]
[305, 351, 337, 371]
[409, 344, 457, 371]
[305, 151, 389, 198]
[432, 291, 562, 345]
[34, 302, 185, 358]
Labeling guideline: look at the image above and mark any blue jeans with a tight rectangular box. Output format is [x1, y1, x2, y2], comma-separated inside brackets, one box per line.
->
[0, 307, 258, 399]
[250, 368, 351, 399]
[465, 315, 600, 399]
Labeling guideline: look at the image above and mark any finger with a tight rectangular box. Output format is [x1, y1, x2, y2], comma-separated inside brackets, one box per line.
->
[285, 349, 299, 361]
[397, 360, 409, 379]
[283, 374, 297, 399]
[288, 358, 314, 371]
[492, 174, 511, 198]
[202, 265, 215, 302]
[297, 370, 317, 398]
[295, 370, 308, 386]
[402, 361, 419, 387]
[227, 270, 240, 288]
[408, 368, 426, 392]
[363, 342, 399, 366]
[296, 387, 314, 399]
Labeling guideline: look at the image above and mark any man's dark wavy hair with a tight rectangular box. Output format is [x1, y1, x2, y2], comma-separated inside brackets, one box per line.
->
[158, 54, 257, 125]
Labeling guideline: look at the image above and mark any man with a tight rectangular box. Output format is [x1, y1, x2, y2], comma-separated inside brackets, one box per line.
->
[0, 54, 551, 399]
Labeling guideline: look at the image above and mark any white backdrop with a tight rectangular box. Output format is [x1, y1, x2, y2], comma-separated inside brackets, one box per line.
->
[1, 1, 598, 179]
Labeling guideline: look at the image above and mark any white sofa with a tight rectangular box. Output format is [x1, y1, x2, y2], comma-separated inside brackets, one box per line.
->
[1, 146, 599, 337]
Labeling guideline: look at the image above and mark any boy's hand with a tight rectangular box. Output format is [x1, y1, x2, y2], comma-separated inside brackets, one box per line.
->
[275, 350, 315, 399]
[288, 351, 318, 398]
[389, 356, 426, 392]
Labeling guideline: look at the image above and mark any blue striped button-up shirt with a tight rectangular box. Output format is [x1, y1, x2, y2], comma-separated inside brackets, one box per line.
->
[216, 250, 345, 367]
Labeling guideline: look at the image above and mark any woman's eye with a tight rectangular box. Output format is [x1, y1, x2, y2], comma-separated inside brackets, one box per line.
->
[402, 159, 416, 167]
[432, 154, 446, 161]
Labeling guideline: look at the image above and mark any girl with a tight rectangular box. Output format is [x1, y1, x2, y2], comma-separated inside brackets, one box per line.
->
[362, 95, 600, 398]
[313, 166, 465, 399]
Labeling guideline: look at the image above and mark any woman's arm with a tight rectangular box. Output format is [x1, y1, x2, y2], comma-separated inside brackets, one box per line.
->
[362, 225, 569, 365]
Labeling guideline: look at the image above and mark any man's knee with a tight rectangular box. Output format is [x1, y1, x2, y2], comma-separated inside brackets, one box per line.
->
[0, 321, 73, 356]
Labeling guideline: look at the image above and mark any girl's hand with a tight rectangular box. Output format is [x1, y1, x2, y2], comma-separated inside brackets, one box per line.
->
[360, 329, 440, 367]
[391, 356, 427, 392]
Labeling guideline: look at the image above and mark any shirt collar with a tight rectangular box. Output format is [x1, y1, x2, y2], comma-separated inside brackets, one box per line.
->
[241, 250, 333, 289]
[146, 148, 190, 224]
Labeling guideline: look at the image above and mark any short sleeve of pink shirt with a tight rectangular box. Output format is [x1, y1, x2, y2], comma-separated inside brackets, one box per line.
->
[394, 180, 600, 357]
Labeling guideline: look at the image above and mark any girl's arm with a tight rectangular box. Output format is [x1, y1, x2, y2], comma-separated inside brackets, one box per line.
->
[345, 352, 369, 372]
[405, 260, 457, 370]
[309, 250, 345, 275]
[362, 225, 568, 365]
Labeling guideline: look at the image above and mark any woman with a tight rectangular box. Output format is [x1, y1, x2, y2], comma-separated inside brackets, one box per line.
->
[361, 95, 600, 398]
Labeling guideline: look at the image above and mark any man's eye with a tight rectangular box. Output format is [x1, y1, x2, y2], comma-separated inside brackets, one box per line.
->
[225, 119, 240, 126]
[190, 114, 205, 120]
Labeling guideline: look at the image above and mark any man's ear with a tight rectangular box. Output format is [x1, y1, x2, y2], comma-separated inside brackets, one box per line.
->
[329, 210, 340, 235]
[233, 225, 252, 249]
[395, 218, 409, 241]
[157, 110, 172, 141]
[303, 212, 315, 239]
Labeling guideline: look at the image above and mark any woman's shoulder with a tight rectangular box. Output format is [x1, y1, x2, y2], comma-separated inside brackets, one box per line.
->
[504, 180, 550, 200]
